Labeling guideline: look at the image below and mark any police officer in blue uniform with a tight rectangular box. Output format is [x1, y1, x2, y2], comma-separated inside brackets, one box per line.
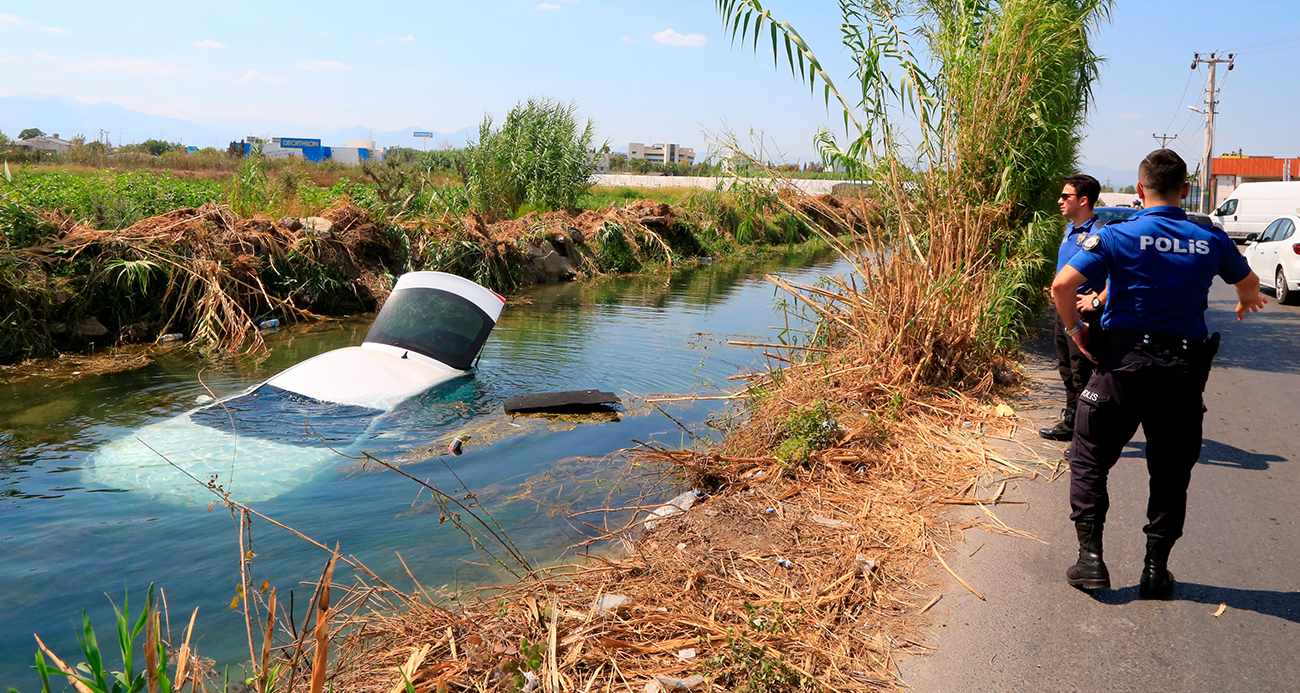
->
[1040, 174, 1107, 442]
[1050, 149, 1267, 598]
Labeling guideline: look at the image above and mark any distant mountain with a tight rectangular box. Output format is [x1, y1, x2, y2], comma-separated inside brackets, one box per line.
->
[0, 94, 230, 146]
[0, 94, 474, 150]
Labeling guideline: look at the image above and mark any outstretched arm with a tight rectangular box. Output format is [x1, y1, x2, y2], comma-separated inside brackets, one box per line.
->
[1052, 266, 1094, 361]
[1234, 272, 1267, 320]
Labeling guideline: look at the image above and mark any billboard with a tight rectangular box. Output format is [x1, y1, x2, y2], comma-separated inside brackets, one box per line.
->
[279, 138, 322, 149]
[413, 131, 434, 138]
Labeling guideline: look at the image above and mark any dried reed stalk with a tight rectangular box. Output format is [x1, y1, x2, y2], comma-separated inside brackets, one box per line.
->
[310, 552, 339, 693]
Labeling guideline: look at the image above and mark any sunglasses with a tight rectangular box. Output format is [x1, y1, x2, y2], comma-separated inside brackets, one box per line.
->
[1058, 193, 1079, 200]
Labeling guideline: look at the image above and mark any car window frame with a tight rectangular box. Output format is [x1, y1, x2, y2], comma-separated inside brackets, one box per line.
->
[1280, 219, 1296, 242]
[1260, 219, 1284, 243]
[1216, 199, 1238, 216]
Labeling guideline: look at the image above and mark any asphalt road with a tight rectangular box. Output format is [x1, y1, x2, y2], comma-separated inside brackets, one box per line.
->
[900, 278, 1300, 692]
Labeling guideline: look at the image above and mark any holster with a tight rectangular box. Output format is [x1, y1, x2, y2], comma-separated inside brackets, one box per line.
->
[1198, 331, 1221, 392]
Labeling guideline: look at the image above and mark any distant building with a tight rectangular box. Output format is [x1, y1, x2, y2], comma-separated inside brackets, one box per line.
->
[239, 136, 379, 164]
[15, 134, 72, 155]
[594, 150, 625, 173]
[628, 142, 695, 165]
[1211, 154, 1299, 205]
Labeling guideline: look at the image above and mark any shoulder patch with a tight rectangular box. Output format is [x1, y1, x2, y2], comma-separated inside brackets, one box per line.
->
[1081, 234, 1101, 251]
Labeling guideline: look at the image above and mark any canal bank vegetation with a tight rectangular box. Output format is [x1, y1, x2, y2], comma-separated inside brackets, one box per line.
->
[0, 99, 875, 367]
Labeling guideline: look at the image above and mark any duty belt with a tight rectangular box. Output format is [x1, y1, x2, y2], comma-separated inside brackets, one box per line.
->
[1105, 329, 1208, 354]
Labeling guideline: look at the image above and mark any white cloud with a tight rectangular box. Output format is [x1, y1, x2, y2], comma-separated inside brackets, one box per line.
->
[295, 59, 349, 72]
[0, 56, 21, 63]
[1120, 112, 1145, 120]
[36, 52, 56, 61]
[651, 29, 707, 47]
[0, 14, 22, 24]
[192, 39, 225, 49]
[221, 69, 279, 83]
[397, 34, 414, 41]
[619, 35, 631, 41]
[64, 58, 193, 76]
[537, 3, 560, 8]
[43, 26, 69, 35]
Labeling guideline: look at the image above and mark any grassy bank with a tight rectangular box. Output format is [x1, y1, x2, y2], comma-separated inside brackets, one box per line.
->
[0, 160, 870, 365]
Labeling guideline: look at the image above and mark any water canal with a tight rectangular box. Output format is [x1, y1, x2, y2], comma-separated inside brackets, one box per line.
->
[0, 248, 848, 685]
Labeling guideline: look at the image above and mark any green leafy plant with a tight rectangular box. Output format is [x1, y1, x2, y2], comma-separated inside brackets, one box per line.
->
[464, 97, 604, 220]
[104, 258, 162, 295]
[703, 604, 811, 692]
[23, 584, 179, 693]
[774, 401, 841, 464]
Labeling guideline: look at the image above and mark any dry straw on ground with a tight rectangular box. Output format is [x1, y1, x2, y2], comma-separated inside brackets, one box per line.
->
[237, 187, 1052, 693]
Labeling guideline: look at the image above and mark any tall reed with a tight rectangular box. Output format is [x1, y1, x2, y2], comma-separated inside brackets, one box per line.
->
[463, 97, 603, 221]
[717, 0, 1111, 382]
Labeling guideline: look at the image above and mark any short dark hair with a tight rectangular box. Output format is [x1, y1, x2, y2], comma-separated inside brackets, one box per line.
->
[1138, 149, 1188, 196]
[1063, 174, 1101, 208]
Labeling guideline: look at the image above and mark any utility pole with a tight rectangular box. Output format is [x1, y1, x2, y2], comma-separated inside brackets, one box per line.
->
[1190, 52, 1234, 213]
[1153, 133, 1178, 148]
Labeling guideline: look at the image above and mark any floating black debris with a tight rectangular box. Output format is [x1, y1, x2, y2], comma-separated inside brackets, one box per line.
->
[504, 389, 621, 414]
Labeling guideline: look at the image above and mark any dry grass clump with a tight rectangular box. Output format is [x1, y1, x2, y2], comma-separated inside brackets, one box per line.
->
[279, 383, 1030, 693]
[19, 199, 400, 354]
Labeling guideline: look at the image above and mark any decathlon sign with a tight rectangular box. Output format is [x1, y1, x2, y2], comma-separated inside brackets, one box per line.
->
[279, 137, 322, 149]
[413, 131, 434, 138]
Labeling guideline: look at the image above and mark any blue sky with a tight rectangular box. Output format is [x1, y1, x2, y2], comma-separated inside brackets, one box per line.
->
[0, 0, 1297, 173]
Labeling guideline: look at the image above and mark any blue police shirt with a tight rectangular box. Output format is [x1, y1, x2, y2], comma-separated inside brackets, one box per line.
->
[1056, 215, 1105, 294]
[1068, 205, 1251, 338]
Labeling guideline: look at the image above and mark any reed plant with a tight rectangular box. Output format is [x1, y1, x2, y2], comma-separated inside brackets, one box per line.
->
[12, 584, 206, 693]
[463, 97, 603, 221]
[716, 0, 1111, 379]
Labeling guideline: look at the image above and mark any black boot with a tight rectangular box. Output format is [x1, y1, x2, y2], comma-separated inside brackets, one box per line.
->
[1066, 522, 1110, 591]
[1139, 537, 1176, 600]
[1039, 408, 1075, 441]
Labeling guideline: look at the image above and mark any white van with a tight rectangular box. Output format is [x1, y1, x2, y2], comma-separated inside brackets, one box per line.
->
[1213, 181, 1300, 241]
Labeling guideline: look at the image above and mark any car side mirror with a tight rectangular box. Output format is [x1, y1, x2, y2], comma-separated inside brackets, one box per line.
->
[1245, 233, 1258, 243]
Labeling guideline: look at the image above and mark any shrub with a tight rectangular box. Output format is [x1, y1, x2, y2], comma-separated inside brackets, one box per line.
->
[464, 97, 602, 220]
[774, 401, 841, 464]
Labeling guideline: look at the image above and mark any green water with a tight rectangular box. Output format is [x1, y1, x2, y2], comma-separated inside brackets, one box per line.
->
[0, 249, 848, 686]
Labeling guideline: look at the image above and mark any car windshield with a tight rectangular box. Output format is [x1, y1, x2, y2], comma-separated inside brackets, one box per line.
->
[190, 384, 382, 445]
[364, 287, 495, 370]
[1095, 208, 1138, 226]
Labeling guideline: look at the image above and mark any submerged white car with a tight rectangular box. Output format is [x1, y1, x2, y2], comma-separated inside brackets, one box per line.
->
[1244, 215, 1300, 305]
[85, 271, 506, 503]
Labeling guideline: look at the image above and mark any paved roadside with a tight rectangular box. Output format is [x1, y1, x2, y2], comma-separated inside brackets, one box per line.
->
[900, 279, 1300, 692]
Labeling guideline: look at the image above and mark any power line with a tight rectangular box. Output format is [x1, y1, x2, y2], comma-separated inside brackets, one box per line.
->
[1223, 33, 1300, 54]
[1235, 41, 1300, 56]
[1162, 69, 1196, 133]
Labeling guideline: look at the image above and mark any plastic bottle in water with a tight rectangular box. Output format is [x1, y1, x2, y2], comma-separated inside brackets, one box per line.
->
[158, 333, 184, 343]
[258, 319, 280, 330]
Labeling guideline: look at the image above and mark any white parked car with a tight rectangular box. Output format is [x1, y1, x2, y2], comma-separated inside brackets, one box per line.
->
[1243, 215, 1300, 305]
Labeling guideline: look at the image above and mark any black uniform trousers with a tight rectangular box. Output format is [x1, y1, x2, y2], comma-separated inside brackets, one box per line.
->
[1052, 307, 1101, 413]
[1067, 331, 1213, 542]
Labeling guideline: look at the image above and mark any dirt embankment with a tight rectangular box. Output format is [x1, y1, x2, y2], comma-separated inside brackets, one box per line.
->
[2, 191, 880, 365]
